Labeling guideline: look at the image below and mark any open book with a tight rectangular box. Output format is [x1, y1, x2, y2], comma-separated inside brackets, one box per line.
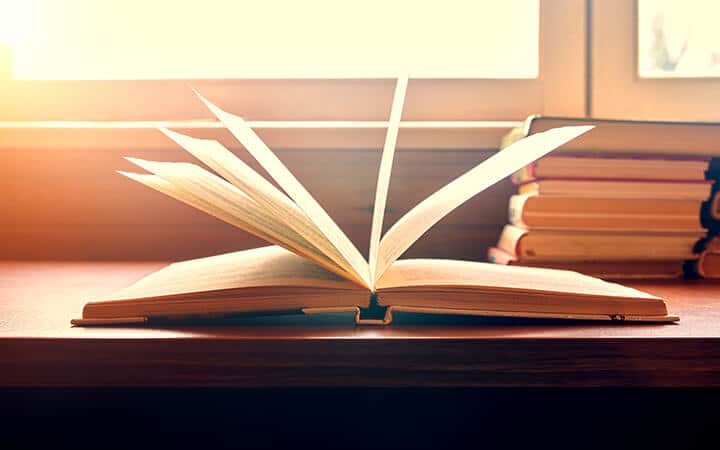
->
[72, 79, 678, 325]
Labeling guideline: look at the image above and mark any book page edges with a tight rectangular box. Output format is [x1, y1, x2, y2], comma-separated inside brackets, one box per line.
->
[385, 306, 678, 323]
[72, 317, 148, 326]
[71, 306, 678, 327]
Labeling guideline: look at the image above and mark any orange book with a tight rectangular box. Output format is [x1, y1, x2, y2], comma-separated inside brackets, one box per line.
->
[513, 157, 709, 184]
[509, 194, 704, 232]
[497, 225, 701, 262]
[518, 179, 711, 200]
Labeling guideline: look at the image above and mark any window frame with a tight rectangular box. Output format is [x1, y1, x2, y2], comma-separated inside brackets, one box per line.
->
[0, 0, 587, 150]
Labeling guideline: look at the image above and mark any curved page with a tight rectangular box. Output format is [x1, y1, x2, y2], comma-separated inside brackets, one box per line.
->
[375, 125, 594, 281]
[368, 76, 408, 286]
[104, 245, 359, 302]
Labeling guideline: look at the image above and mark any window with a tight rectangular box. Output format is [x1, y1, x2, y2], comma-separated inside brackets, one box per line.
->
[0, 0, 587, 150]
[10, 0, 539, 80]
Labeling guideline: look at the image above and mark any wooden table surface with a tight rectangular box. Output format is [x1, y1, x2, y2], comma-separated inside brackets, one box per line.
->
[2, 261, 719, 387]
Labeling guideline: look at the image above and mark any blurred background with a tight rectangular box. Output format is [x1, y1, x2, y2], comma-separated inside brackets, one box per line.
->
[0, 0, 718, 264]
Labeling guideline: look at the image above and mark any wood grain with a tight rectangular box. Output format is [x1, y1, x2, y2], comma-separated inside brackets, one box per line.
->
[1, 262, 719, 387]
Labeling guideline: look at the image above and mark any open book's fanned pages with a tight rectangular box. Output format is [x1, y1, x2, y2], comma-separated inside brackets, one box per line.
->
[194, 91, 371, 288]
[155, 128, 362, 285]
[118, 158, 357, 284]
[72, 80, 679, 326]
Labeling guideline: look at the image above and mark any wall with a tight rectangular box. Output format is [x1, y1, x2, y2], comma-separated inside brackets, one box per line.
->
[1, 146, 511, 262]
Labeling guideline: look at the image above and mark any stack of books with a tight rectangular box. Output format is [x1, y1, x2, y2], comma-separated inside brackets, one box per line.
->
[489, 117, 720, 279]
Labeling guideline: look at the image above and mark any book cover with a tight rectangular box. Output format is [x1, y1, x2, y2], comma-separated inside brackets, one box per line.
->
[505, 116, 720, 157]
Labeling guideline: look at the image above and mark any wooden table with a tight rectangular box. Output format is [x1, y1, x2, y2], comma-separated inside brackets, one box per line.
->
[2, 261, 720, 387]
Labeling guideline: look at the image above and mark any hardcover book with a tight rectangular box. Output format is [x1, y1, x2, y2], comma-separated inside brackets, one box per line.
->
[501, 116, 720, 157]
[72, 83, 677, 325]
[512, 156, 710, 184]
[517, 179, 712, 200]
[508, 194, 704, 232]
[497, 225, 701, 262]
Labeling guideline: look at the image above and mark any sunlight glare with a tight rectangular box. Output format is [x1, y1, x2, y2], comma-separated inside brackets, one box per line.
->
[10, 0, 539, 80]
[0, 0, 34, 45]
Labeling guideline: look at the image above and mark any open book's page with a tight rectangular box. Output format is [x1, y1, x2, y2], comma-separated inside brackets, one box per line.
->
[118, 171, 287, 243]
[376, 258, 659, 299]
[368, 76, 408, 286]
[374, 125, 594, 281]
[104, 245, 360, 301]
[158, 128, 360, 284]
[195, 92, 371, 288]
[121, 159, 359, 284]
[374, 259, 671, 320]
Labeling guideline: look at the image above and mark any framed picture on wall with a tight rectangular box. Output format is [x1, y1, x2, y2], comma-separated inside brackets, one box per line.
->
[637, 0, 720, 78]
